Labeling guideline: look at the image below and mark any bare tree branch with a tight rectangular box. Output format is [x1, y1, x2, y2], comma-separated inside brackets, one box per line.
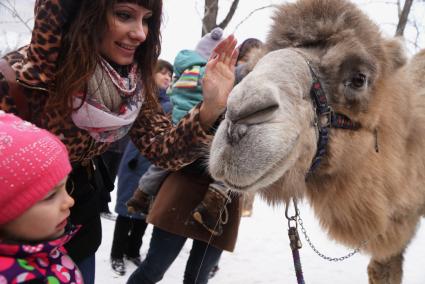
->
[361, 0, 397, 4]
[396, 0, 401, 17]
[232, 5, 276, 34]
[411, 18, 420, 49]
[395, 0, 414, 36]
[202, 0, 219, 35]
[0, 0, 32, 32]
[218, 0, 240, 30]
[0, 30, 25, 57]
[194, 0, 204, 21]
[0, 1, 32, 31]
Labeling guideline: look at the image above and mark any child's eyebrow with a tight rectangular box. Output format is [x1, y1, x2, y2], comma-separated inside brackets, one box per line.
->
[41, 188, 57, 201]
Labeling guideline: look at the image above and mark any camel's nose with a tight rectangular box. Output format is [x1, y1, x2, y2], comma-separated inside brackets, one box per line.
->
[226, 85, 280, 126]
[224, 86, 279, 145]
[226, 122, 248, 145]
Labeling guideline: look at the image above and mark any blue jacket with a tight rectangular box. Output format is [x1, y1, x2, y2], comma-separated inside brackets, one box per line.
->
[170, 50, 206, 124]
[158, 89, 172, 114]
[114, 92, 171, 219]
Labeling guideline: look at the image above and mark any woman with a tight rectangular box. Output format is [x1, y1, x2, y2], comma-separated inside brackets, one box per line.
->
[0, 1, 238, 283]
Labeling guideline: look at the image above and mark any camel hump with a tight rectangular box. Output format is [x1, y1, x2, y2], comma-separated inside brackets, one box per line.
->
[266, 0, 381, 51]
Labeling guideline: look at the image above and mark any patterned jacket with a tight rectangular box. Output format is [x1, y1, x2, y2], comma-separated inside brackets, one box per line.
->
[0, 226, 82, 284]
[0, 0, 211, 169]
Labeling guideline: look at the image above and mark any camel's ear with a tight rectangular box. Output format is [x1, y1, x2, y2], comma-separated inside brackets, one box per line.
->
[383, 37, 407, 71]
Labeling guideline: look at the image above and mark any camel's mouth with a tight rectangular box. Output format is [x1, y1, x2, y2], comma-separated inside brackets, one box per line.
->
[210, 120, 301, 193]
[222, 149, 293, 192]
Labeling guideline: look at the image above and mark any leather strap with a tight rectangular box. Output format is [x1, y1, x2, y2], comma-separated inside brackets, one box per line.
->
[0, 59, 29, 120]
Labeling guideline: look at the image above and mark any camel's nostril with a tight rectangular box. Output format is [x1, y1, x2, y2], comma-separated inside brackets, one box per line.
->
[227, 122, 248, 145]
[238, 124, 248, 137]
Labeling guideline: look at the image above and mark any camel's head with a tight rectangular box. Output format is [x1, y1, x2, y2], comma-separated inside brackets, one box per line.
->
[209, 0, 406, 201]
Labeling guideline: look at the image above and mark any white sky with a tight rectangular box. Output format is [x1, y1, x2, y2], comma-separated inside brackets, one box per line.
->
[160, 0, 425, 62]
[1, 0, 424, 59]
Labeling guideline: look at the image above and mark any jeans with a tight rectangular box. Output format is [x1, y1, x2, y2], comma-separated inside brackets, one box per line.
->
[76, 254, 95, 284]
[127, 227, 222, 284]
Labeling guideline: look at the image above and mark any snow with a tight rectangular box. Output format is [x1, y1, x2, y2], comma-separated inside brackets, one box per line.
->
[96, 195, 425, 283]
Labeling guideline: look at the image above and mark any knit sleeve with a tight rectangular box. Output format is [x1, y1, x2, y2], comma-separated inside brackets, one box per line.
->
[129, 102, 213, 171]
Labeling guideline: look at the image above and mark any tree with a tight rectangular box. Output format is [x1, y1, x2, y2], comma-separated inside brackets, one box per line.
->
[202, 0, 240, 35]
[0, 0, 33, 32]
[395, 0, 414, 36]
[200, 0, 278, 36]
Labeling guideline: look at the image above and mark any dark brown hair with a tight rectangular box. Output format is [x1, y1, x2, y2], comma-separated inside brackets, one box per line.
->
[51, 0, 162, 114]
[155, 59, 173, 74]
[237, 38, 263, 64]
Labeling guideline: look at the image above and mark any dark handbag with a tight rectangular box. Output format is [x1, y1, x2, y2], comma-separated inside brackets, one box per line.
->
[0, 59, 29, 120]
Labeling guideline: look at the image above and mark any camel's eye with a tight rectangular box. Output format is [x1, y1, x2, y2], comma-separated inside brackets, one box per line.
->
[345, 73, 367, 89]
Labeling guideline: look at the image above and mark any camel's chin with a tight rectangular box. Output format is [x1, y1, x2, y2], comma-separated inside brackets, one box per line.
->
[222, 165, 286, 193]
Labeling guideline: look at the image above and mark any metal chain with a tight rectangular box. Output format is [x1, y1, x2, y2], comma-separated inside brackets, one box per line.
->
[296, 209, 368, 262]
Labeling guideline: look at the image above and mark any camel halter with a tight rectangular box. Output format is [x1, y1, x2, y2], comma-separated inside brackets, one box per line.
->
[283, 60, 362, 283]
[305, 61, 361, 174]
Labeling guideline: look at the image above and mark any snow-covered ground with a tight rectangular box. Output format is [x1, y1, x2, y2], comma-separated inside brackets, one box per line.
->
[96, 195, 425, 284]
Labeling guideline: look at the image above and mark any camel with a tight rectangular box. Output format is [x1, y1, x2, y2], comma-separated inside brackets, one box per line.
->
[208, 0, 425, 283]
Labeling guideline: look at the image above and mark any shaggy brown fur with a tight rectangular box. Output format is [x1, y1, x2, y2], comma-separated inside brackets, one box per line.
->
[209, 0, 425, 283]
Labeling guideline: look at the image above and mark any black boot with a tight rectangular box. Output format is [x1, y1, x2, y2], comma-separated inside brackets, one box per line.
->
[111, 257, 126, 276]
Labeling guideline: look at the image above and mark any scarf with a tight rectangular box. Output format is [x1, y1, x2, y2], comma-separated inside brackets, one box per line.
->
[0, 225, 83, 284]
[71, 58, 144, 142]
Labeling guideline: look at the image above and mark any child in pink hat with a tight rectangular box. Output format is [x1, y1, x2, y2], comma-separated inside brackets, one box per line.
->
[0, 111, 82, 283]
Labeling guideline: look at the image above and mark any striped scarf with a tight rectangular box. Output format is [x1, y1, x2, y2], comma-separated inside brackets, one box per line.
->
[71, 58, 143, 142]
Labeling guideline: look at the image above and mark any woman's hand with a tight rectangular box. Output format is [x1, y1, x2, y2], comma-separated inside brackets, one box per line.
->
[200, 35, 238, 130]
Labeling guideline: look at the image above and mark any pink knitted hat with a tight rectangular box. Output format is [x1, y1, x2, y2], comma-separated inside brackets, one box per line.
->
[0, 111, 71, 225]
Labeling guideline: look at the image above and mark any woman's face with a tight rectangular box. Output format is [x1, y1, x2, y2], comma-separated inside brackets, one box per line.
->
[1, 178, 74, 242]
[154, 68, 172, 90]
[100, 3, 152, 65]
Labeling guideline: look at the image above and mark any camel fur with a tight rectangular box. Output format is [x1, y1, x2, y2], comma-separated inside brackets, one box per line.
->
[208, 0, 425, 283]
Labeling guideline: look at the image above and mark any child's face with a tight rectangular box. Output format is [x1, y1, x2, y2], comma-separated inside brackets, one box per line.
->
[154, 68, 172, 90]
[2, 178, 74, 242]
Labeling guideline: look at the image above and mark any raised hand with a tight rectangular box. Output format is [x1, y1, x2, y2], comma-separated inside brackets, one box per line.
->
[200, 34, 238, 129]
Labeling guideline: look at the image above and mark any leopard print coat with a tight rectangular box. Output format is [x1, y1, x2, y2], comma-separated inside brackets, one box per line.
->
[0, 0, 212, 169]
